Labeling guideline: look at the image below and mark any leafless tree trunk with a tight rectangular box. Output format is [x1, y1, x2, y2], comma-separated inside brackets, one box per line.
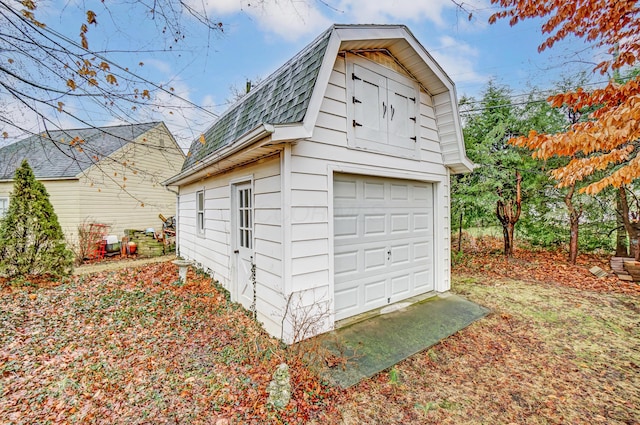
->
[619, 186, 640, 259]
[564, 182, 582, 264]
[496, 171, 522, 258]
[616, 190, 629, 256]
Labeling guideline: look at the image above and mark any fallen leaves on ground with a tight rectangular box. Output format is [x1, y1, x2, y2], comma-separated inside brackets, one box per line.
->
[453, 237, 640, 295]
[0, 263, 337, 424]
[2, 242, 639, 424]
[335, 287, 639, 424]
[330, 240, 640, 424]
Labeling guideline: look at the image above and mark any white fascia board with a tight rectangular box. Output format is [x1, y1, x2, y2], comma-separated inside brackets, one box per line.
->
[401, 27, 457, 91]
[163, 123, 274, 186]
[447, 157, 475, 174]
[444, 88, 474, 173]
[0, 176, 79, 183]
[301, 29, 344, 135]
[398, 28, 472, 172]
[334, 25, 407, 43]
[270, 123, 311, 142]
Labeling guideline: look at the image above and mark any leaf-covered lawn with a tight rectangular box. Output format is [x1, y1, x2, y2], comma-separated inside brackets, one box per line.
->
[2, 247, 639, 424]
[0, 264, 336, 424]
[331, 247, 640, 424]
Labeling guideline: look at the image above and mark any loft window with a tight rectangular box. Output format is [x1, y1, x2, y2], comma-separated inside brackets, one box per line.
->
[347, 56, 419, 157]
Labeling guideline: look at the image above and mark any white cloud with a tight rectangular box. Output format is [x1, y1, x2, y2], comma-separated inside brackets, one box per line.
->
[186, 0, 491, 42]
[335, 0, 450, 26]
[246, 1, 332, 41]
[185, 0, 331, 41]
[426, 35, 488, 96]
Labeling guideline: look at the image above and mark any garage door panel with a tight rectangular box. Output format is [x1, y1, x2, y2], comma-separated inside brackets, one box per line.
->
[364, 182, 385, 199]
[335, 251, 358, 275]
[334, 287, 359, 312]
[414, 241, 431, 260]
[414, 213, 432, 232]
[390, 213, 410, 233]
[334, 215, 358, 238]
[364, 214, 386, 235]
[390, 184, 409, 200]
[334, 174, 435, 320]
[413, 185, 432, 201]
[334, 180, 357, 199]
[364, 279, 387, 305]
[390, 275, 410, 297]
[364, 247, 386, 271]
[414, 270, 432, 290]
[390, 244, 410, 265]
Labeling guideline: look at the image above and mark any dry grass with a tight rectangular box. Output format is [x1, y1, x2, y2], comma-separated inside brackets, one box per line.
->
[331, 272, 639, 424]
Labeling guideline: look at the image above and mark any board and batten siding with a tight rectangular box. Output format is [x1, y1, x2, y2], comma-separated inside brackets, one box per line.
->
[177, 155, 284, 337]
[286, 53, 452, 332]
[0, 179, 81, 245]
[77, 124, 183, 240]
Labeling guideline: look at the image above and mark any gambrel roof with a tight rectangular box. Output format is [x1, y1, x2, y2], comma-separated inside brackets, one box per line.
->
[170, 24, 472, 185]
[183, 29, 332, 170]
[0, 122, 163, 180]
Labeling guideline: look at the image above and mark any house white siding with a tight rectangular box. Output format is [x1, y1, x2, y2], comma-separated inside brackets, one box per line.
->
[0, 123, 184, 254]
[280, 54, 452, 334]
[172, 25, 470, 343]
[177, 155, 284, 337]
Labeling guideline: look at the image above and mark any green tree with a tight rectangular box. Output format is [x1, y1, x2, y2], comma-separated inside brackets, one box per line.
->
[454, 81, 538, 256]
[454, 77, 620, 260]
[0, 160, 73, 279]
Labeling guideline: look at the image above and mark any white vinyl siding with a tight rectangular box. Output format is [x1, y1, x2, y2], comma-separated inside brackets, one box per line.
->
[177, 155, 284, 337]
[175, 47, 458, 342]
[285, 53, 451, 333]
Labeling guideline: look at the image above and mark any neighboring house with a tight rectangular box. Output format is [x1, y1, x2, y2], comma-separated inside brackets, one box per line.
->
[165, 24, 473, 343]
[0, 122, 184, 248]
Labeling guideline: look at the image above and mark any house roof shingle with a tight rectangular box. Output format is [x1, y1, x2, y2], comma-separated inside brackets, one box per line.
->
[182, 26, 333, 170]
[0, 122, 160, 180]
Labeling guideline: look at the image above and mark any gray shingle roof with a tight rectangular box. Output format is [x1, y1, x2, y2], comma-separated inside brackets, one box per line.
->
[0, 122, 159, 180]
[182, 26, 333, 170]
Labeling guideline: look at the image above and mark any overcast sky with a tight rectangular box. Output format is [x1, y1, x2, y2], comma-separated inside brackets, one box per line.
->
[3, 0, 605, 148]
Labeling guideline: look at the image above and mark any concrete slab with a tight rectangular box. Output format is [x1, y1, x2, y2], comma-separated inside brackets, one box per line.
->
[312, 294, 490, 388]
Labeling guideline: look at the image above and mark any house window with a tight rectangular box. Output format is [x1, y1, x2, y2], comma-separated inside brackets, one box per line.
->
[237, 187, 252, 249]
[0, 197, 8, 218]
[348, 58, 419, 157]
[196, 190, 204, 235]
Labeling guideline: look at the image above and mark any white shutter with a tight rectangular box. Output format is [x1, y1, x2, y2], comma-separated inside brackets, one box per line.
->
[348, 58, 420, 157]
[388, 79, 418, 151]
[353, 64, 387, 146]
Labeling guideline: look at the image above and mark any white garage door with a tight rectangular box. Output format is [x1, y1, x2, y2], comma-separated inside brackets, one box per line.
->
[333, 174, 434, 321]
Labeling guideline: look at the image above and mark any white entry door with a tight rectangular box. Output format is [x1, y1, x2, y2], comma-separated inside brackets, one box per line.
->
[333, 174, 434, 321]
[233, 183, 254, 310]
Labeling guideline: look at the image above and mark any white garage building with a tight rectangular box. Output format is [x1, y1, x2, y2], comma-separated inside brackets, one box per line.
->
[164, 24, 473, 343]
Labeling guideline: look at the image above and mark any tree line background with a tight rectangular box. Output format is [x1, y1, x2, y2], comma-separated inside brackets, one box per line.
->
[452, 70, 640, 263]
